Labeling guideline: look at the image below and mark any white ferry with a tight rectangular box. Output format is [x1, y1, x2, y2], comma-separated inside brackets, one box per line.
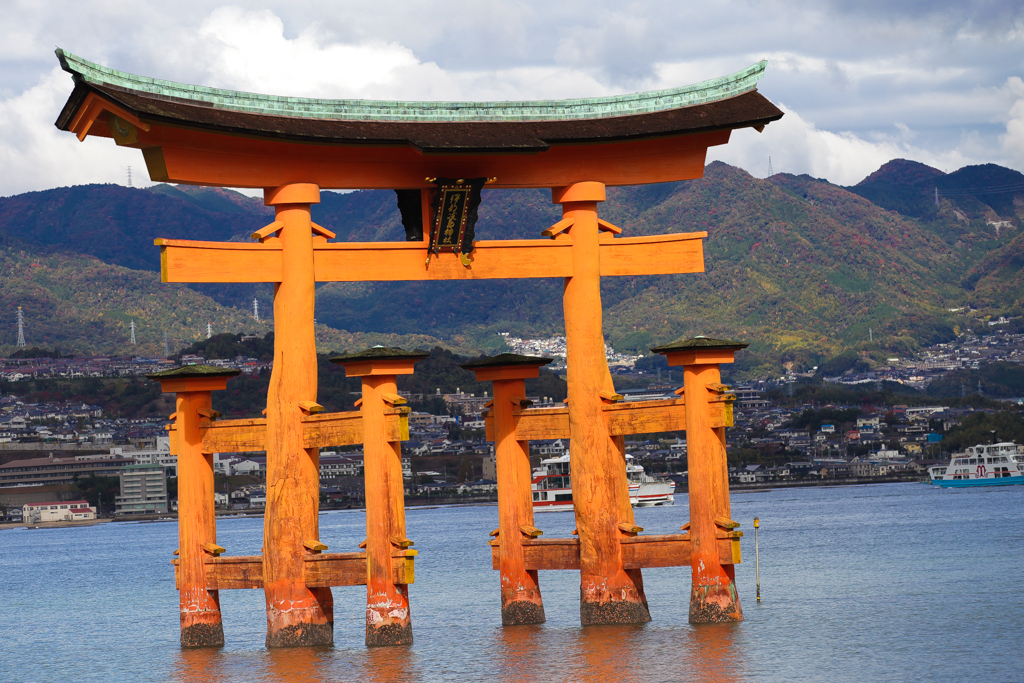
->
[929, 442, 1024, 488]
[531, 454, 676, 512]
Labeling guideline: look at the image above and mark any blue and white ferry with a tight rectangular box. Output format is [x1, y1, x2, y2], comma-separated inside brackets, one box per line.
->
[929, 442, 1024, 487]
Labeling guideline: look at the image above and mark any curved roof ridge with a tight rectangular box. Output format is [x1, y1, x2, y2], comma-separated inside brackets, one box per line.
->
[56, 48, 767, 123]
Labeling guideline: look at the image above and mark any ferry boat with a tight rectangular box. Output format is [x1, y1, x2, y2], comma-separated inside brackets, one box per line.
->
[531, 454, 676, 512]
[929, 442, 1024, 487]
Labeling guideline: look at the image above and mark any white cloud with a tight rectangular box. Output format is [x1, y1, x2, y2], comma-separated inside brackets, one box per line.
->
[707, 105, 980, 184]
[1, 3, 1023, 196]
[0, 68, 140, 196]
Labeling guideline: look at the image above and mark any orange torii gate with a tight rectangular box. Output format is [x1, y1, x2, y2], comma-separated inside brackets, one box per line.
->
[54, 48, 782, 646]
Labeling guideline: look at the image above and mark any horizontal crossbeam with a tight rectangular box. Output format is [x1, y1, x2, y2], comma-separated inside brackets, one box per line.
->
[173, 550, 417, 589]
[168, 408, 410, 455]
[156, 233, 706, 283]
[489, 533, 740, 571]
[484, 398, 732, 441]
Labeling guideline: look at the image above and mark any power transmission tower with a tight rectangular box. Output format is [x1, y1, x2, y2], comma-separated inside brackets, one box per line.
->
[768, 156, 773, 176]
[934, 187, 938, 206]
[130, 320, 137, 345]
[126, 166, 133, 187]
[164, 331, 170, 358]
[16, 307, 25, 347]
[869, 327, 873, 342]
[206, 323, 213, 339]
[253, 298, 260, 322]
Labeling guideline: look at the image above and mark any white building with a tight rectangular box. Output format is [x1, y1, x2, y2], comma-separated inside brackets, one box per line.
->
[114, 436, 176, 476]
[23, 500, 95, 523]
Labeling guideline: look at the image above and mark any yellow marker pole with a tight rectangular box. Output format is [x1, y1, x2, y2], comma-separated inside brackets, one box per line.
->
[754, 516, 761, 603]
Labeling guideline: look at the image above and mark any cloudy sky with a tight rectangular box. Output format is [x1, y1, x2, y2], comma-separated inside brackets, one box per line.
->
[2, 1, 1023, 196]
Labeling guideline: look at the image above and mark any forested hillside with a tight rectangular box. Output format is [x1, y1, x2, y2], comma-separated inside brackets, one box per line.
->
[1, 159, 1022, 374]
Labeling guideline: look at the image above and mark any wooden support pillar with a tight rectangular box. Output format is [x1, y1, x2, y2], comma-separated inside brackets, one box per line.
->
[262, 183, 334, 648]
[463, 354, 552, 625]
[331, 347, 427, 646]
[553, 182, 650, 625]
[653, 337, 747, 624]
[148, 365, 240, 648]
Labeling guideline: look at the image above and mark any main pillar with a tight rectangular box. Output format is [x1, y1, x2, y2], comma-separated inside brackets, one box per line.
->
[331, 347, 426, 646]
[553, 182, 651, 625]
[653, 337, 747, 623]
[262, 183, 334, 647]
[463, 353, 551, 625]
[148, 365, 240, 647]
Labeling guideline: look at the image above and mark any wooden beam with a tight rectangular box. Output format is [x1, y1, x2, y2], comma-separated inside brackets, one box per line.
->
[156, 233, 705, 284]
[484, 399, 732, 441]
[489, 535, 738, 571]
[195, 410, 408, 454]
[135, 125, 726, 189]
[173, 550, 417, 589]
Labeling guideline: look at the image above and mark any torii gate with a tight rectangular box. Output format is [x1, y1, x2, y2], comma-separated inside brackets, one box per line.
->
[54, 49, 782, 647]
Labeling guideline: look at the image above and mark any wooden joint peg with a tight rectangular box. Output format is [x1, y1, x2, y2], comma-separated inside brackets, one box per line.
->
[168, 412, 177, 420]
[541, 216, 574, 238]
[381, 393, 407, 406]
[303, 539, 328, 554]
[197, 407, 222, 420]
[674, 386, 685, 396]
[489, 528, 500, 537]
[714, 517, 741, 530]
[310, 222, 336, 239]
[597, 218, 623, 234]
[353, 397, 364, 408]
[390, 536, 415, 549]
[250, 221, 284, 241]
[358, 539, 367, 549]
[519, 525, 543, 538]
[599, 389, 624, 404]
[173, 549, 179, 555]
[510, 395, 533, 409]
[706, 382, 731, 395]
[571, 528, 579, 536]
[298, 400, 324, 415]
[202, 542, 226, 557]
[618, 522, 643, 536]
[680, 522, 691, 531]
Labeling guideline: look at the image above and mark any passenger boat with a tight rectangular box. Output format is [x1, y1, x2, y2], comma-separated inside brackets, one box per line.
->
[929, 442, 1024, 487]
[531, 454, 676, 512]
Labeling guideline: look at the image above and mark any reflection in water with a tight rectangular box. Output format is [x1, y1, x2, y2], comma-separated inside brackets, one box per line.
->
[681, 623, 743, 683]
[357, 645, 414, 683]
[563, 625, 646, 683]
[172, 647, 229, 683]
[262, 646, 334, 683]
[494, 624, 545, 683]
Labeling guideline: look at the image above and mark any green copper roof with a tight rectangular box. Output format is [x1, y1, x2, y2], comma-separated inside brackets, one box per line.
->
[145, 365, 241, 380]
[461, 353, 554, 370]
[650, 336, 749, 354]
[329, 347, 430, 364]
[56, 48, 768, 124]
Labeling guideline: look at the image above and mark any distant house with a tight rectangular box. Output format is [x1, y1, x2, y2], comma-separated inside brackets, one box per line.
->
[23, 500, 95, 523]
[819, 424, 836, 434]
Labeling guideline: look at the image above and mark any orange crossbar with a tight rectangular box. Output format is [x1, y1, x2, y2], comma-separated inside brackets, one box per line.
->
[156, 233, 706, 284]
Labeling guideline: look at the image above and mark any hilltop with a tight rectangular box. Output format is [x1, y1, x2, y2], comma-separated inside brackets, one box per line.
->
[1, 160, 1022, 374]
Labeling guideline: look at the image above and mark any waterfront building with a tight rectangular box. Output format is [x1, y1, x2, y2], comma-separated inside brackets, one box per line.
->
[23, 500, 95, 523]
[114, 464, 168, 515]
[0, 453, 136, 487]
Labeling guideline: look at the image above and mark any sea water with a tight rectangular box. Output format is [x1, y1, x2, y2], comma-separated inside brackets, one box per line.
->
[1, 482, 1021, 682]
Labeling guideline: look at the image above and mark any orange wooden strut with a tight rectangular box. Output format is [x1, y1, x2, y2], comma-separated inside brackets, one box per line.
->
[655, 338, 747, 623]
[555, 182, 650, 625]
[332, 348, 425, 646]
[262, 183, 334, 647]
[148, 367, 238, 647]
[464, 355, 551, 625]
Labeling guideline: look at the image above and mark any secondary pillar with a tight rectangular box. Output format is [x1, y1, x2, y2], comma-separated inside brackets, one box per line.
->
[331, 347, 427, 646]
[262, 182, 334, 647]
[553, 181, 651, 625]
[653, 336, 747, 623]
[148, 365, 240, 648]
[463, 353, 552, 625]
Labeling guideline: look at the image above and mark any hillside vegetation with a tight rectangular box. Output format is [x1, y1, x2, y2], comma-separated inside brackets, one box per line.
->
[1, 160, 1022, 375]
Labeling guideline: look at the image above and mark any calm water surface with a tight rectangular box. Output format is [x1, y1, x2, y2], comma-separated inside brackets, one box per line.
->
[1, 483, 1021, 682]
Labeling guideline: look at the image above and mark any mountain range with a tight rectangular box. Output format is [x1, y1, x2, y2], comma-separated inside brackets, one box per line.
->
[1, 159, 1022, 376]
